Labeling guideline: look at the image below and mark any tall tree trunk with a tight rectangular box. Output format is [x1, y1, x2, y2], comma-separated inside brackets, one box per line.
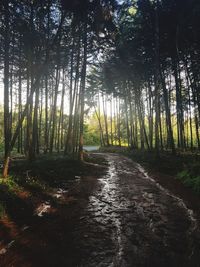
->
[78, 20, 87, 161]
[110, 96, 114, 146]
[160, 70, 176, 153]
[124, 86, 130, 147]
[154, 0, 160, 156]
[3, 0, 10, 178]
[103, 94, 110, 146]
[18, 37, 23, 154]
[49, 65, 60, 153]
[57, 70, 65, 152]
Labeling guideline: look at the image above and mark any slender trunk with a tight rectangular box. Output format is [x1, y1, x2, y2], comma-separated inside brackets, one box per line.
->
[49, 66, 60, 153]
[110, 96, 113, 146]
[103, 94, 110, 146]
[160, 70, 176, 153]
[124, 86, 130, 147]
[3, 0, 10, 178]
[32, 84, 40, 156]
[57, 70, 65, 152]
[18, 38, 23, 154]
[78, 20, 87, 161]
[154, 0, 160, 156]
[117, 98, 121, 146]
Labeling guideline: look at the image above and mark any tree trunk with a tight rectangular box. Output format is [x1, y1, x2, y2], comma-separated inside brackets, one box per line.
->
[78, 20, 87, 161]
[3, 0, 10, 178]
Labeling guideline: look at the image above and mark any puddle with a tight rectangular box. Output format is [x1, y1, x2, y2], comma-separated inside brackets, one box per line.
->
[53, 188, 68, 199]
[7, 240, 15, 248]
[0, 240, 15, 256]
[21, 225, 29, 231]
[0, 248, 7, 255]
[35, 202, 51, 217]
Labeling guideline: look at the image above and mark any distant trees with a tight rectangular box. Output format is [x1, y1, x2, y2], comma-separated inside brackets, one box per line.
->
[87, 0, 200, 153]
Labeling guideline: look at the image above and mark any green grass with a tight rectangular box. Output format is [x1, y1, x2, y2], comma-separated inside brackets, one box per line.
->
[0, 176, 22, 218]
[177, 163, 200, 193]
[0, 176, 21, 192]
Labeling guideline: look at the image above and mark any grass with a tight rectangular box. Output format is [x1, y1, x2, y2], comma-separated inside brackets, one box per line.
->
[0, 175, 23, 219]
[0, 176, 21, 192]
[177, 163, 200, 193]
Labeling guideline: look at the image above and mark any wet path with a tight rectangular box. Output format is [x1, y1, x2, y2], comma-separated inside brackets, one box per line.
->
[76, 153, 200, 267]
[1, 153, 200, 267]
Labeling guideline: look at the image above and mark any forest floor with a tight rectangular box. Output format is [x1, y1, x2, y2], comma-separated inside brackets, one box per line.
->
[0, 152, 200, 266]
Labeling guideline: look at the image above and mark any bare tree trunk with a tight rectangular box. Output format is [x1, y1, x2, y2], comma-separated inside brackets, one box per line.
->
[57, 70, 65, 152]
[49, 65, 60, 153]
[124, 88, 130, 147]
[117, 98, 121, 146]
[154, 0, 160, 157]
[3, 0, 10, 178]
[160, 70, 176, 153]
[78, 20, 87, 161]
[103, 94, 110, 146]
[110, 96, 114, 146]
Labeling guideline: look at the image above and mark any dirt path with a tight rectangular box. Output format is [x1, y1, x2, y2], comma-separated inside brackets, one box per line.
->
[1, 153, 200, 266]
[77, 153, 200, 267]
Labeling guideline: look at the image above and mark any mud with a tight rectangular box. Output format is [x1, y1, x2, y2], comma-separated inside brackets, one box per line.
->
[0, 153, 200, 267]
[76, 153, 200, 267]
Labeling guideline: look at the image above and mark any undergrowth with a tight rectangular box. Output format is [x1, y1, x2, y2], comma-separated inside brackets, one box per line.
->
[177, 163, 200, 193]
[0, 176, 21, 192]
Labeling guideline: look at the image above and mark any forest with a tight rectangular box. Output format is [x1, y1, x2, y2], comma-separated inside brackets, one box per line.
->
[0, 0, 200, 266]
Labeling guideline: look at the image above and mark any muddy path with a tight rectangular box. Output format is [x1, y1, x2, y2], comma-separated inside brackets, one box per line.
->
[77, 153, 200, 267]
[1, 153, 200, 267]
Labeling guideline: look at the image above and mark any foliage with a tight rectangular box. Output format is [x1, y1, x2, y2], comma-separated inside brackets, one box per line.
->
[177, 164, 200, 194]
[0, 176, 21, 192]
[83, 123, 100, 145]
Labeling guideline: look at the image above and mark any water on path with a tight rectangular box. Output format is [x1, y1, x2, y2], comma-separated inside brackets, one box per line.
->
[77, 153, 200, 267]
